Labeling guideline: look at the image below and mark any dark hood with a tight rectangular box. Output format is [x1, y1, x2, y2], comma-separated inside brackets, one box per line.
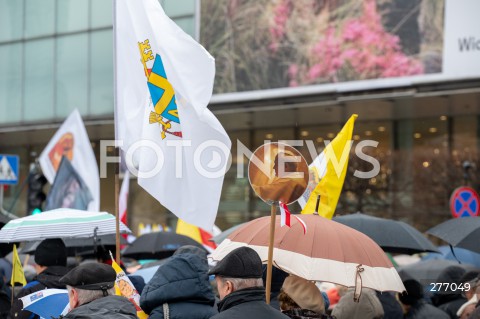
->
[63, 295, 137, 319]
[140, 253, 215, 314]
[35, 266, 69, 289]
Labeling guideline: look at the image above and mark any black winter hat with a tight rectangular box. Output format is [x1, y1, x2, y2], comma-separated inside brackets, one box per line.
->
[60, 263, 116, 290]
[398, 279, 424, 305]
[34, 238, 67, 267]
[208, 246, 262, 278]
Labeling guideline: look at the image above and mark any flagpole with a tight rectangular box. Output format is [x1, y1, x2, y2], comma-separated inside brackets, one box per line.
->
[10, 244, 14, 306]
[265, 204, 277, 304]
[113, 0, 121, 265]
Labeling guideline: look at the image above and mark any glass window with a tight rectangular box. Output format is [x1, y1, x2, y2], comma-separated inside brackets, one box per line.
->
[162, 0, 195, 17]
[24, 39, 54, 121]
[0, 44, 22, 124]
[25, 0, 55, 38]
[0, 0, 23, 42]
[91, 0, 112, 28]
[56, 34, 88, 118]
[173, 17, 195, 38]
[90, 30, 113, 116]
[57, 0, 89, 33]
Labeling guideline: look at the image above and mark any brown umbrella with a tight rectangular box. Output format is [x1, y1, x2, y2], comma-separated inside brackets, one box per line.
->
[211, 214, 404, 297]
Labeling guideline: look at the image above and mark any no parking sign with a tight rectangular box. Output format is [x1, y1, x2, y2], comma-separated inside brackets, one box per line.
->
[450, 186, 480, 218]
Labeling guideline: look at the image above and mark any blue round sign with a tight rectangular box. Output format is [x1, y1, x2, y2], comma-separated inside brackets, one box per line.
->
[450, 187, 480, 218]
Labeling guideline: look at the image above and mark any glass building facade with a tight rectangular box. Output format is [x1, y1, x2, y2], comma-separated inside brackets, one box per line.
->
[0, 0, 479, 236]
[0, 0, 196, 124]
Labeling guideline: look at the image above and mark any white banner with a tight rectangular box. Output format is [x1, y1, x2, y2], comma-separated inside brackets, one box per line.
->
[39, 109, 100, 211]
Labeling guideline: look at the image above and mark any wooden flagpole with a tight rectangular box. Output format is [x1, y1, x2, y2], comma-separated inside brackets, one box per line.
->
[113, 0, 121, 265]
[114, 149, 121, 264]
[265, 204, 277, 304]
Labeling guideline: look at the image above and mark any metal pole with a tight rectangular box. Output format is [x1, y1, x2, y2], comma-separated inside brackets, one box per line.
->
[0, 185, 3, 211]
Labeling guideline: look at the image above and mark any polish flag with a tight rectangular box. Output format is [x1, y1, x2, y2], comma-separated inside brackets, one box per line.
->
[119, 171, 130, 240]
[280, 202, 291, 227]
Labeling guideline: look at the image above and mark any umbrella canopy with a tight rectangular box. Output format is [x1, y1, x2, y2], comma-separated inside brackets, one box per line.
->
[427, 217, 480, 254]
[422, 245, 480, 268]
[333, 213, 439, 254]
[20, 289, 69, 318]
[19, 235, 128, 255]
[211, 214, 405, 293]
[0, 208, 131, 243]
[122, 232, 205, 260]
[398, 259, 477, 287]
[210, 223, 246, 245]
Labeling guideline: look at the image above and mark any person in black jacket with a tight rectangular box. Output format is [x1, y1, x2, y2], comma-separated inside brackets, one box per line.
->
[398, 279, 449, 319]
[209, 246, 289, 319]
[59, 262, 137, 318]
[140, 245, 217, 319]
[10, 238, 69, 319]
[431, 265, 467, 319]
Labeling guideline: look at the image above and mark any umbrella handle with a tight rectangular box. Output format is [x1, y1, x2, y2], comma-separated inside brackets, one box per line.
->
[354, 264, 364, 303]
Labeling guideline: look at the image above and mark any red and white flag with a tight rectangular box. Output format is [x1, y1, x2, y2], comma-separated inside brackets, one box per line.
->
[280, 202, 307, 235]
[119, 170, 130, 226]
[279, 202, 291, 227]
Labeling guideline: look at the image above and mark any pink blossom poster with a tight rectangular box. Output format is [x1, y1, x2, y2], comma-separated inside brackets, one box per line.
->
[200, 0, 445, 94]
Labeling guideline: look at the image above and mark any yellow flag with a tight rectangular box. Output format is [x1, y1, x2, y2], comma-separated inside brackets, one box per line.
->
[176, 219, 217, 251]
[110, 256, 149, 319]
[10, 244, 26, 287]
[301, 114, 357, 218]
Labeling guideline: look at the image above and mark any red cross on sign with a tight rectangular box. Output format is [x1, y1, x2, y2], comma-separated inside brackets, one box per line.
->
[450, 187, 480, 218]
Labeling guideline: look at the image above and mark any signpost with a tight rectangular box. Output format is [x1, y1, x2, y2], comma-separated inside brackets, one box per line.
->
[450, 186, 480, 218]
[0, 155, 19, 185]
[0, 154, 19, 220]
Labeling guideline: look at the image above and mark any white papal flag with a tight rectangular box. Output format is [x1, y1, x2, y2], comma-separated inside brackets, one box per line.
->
[39, 109, 100, 211]
[114, 0, 231, 230]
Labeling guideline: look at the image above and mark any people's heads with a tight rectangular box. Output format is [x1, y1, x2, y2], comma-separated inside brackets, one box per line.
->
[34, 238, 67, 273]
[435, 265, 466, 295]
[279, 275, 325, 314]
[273, 151, 297, 177]
[460, 270, 479, 300]
[209, 246, 263, 300]
[261, 265, 289, 293]
[398, 279, 424, 306]
[60, 263, 116, 310]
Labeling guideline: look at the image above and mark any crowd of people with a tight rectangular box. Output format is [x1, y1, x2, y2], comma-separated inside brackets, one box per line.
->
[0, 239, 478, 318]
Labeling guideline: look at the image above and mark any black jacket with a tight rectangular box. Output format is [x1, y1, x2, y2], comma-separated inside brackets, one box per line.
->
[404, 300, 450, 319]
[211, 287, 289, 319]
[10, 266, 69, 319]
[62, 295, 137, 319]
[140, 253, 217, 319]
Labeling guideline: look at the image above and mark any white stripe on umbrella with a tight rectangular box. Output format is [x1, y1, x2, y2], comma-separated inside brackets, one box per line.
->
[0, 208, 131, 243]
[214, 239, 404, 293]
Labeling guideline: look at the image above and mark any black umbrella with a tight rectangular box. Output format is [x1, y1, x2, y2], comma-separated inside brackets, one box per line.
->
[398, 259, 477, 287]
[333, 212, 439, 254]
[427, 217, 480, 254]
[19, 235, 128, 256]
[122, 232, 205, 260]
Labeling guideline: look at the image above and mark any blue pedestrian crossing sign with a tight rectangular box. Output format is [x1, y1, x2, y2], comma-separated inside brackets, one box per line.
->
[0, 154, 19, 185]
